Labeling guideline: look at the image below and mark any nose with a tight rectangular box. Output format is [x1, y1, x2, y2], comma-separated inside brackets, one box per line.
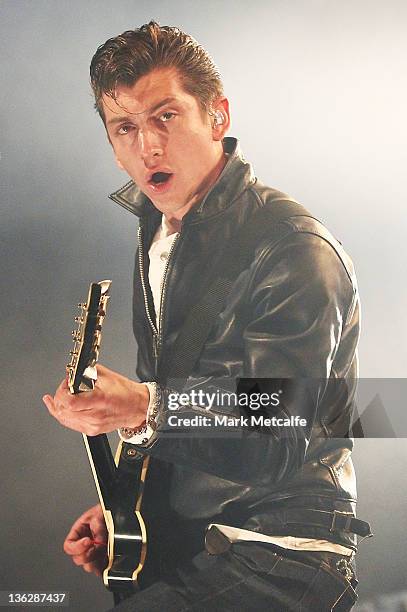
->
[138, 127, 164, 163]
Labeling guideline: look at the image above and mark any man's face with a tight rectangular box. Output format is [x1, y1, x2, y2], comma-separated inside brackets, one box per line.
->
[102, 67, 228, 220]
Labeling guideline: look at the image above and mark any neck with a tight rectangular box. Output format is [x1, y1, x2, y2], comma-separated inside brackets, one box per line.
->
[164, 148, 228, 232]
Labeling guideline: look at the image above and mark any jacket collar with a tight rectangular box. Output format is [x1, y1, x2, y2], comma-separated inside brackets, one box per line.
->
[108, 137, 256, 223]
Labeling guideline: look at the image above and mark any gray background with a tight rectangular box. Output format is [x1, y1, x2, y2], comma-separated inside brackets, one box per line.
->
[1, 1, 406, 610]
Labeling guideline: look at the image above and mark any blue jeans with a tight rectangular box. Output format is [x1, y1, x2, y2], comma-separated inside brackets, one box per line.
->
[109, 542, 358, 611]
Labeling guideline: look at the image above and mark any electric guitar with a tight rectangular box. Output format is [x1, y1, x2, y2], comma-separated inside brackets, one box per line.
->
[66, 280, 149, 602]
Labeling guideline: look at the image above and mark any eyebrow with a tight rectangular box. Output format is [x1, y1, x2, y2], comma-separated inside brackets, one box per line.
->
[106, 97, 179, 126]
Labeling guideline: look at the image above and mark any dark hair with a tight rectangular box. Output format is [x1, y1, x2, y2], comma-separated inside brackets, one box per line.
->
[90, 21, 224, 122]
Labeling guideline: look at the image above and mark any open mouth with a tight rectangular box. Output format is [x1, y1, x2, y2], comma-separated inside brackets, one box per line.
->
[149, 172, 173, 185]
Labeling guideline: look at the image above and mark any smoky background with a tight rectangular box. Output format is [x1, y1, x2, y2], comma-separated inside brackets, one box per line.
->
[1, 1, 406, 610]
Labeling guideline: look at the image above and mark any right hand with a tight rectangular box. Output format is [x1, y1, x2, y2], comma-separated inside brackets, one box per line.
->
[63, 504, 108, 576]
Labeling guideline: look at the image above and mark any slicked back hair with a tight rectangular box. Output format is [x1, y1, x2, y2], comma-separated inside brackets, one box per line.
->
[90, 21, 224, 122]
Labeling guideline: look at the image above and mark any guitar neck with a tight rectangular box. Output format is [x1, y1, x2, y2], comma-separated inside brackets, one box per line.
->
[82, 433, 117, 510]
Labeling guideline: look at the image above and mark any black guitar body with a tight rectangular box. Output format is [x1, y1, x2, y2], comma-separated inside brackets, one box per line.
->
[82, 421, 149, 600]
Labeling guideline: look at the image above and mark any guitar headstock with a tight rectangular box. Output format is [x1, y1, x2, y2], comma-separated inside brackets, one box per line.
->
[67, 280, 112, 394]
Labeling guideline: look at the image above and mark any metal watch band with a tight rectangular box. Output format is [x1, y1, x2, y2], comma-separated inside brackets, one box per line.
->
[119, 382, 162, 444]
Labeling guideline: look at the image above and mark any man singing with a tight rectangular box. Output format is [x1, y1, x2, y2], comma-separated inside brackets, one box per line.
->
[43, 21, 371, 611]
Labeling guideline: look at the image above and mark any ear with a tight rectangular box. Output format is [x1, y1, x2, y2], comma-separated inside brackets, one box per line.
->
[211, 97, 230, 141]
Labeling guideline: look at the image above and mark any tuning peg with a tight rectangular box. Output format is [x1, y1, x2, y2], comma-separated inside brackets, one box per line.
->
[78, 302, 87, 309]
[71, 330, 81, 339]
[69, 350, 78, 356]
[74, 316, 84, 323]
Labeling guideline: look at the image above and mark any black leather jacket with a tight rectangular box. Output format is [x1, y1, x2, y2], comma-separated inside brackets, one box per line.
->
[110, 137, 370, 557]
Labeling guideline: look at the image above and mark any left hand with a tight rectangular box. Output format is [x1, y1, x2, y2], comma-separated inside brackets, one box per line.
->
[43, 364, 150, 435]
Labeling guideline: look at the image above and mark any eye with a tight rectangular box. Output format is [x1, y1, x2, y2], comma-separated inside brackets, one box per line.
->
[117, 124, 135, 135]
[159, 111, 175, 123]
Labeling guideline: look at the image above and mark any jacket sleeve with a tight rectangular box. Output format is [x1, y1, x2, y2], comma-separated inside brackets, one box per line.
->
[125, 231, 356, 486]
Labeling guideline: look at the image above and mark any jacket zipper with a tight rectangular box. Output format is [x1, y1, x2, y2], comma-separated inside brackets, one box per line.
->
[138, 226, 158, 354]
[137, 224, 181, 375]
[157, 231, 180, 344]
